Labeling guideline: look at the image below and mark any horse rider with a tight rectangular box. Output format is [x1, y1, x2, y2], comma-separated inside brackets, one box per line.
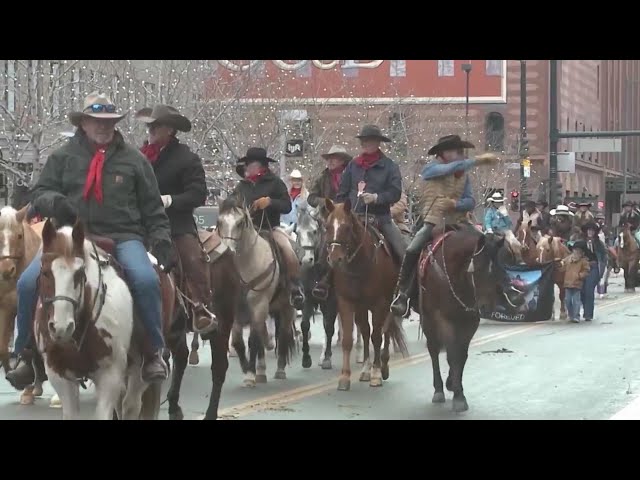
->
[536, 199, 551, 234]
[135, 104, 214, 333]
[573, 200, 595, 229]
[391, 191, 412, 236]
[595, 212, 612, 246]
[483, 191, 523, 263]
[390, 134, 499, 317]
[617, 200, 640, 247]
[231, 147, 305, 309]
[549, 204, 575, 241]
[336, 124, 407, 262]
[307, 144, 352, 300]
[6, 92, 174, 391]
[515, 200, 540, 234]
[280, 169, 308, 229]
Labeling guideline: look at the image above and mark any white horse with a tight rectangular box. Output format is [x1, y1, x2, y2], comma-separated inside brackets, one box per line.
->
[217, 197, 296, 386]
[35, 220, 163, 419]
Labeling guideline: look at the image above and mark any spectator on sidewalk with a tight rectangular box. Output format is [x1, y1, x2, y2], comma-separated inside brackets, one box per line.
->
[561, 240, 591, 323]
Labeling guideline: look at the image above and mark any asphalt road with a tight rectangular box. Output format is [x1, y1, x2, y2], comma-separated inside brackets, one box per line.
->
[2, 272, 640, 420]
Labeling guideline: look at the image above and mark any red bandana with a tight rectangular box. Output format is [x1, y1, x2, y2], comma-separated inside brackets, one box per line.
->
[82, 144, 109, 204]
[290, 186, 302, 201]
[330, 164, 345, 192]
[354, 150, 382, 170]
[140, 139, 171, 164]
[246, 167, 268, 183]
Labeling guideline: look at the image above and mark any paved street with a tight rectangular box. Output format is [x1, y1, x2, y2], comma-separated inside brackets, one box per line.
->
[2, 272, 640, 420]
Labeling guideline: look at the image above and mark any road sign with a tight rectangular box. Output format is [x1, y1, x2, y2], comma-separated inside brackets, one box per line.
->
[523, 166, 531, 178]
[521, 159, 531, 168]
[193, 206, 219, 228]
[507, 162, 520, 170]
[571, 138, 622, 153]
[557, 152, 576, 173]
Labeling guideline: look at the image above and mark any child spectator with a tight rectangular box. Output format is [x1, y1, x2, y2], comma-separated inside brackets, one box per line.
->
[561, 240, 591, 323]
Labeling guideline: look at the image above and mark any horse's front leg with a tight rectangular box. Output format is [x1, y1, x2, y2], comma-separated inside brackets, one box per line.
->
[94, 365, 126, 420]
[336, 296, 355, 391]
[559, 286, 567, 320]
[47, 367, 80, 420]
[189, 332, 200, 365]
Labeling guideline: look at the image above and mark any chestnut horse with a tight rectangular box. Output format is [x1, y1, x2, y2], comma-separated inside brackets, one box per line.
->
[324, 198, 408, 392]
[418, 227, 505, 412]
[536, 235, 570, 320]
[616, 223, 640, 292]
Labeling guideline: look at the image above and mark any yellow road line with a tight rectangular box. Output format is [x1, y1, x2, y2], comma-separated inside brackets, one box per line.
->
[210, 292, 640, 420]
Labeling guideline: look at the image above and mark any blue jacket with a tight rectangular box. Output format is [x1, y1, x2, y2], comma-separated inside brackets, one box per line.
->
[484, 206, 512, 232]
[337, 153, 402, 222]
[420, 159, 476, 213]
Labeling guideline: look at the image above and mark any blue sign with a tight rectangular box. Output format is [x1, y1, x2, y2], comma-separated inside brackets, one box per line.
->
[193, 206, 219, 228]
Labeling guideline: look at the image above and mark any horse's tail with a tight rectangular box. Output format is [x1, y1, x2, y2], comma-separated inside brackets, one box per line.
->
[383, 312, 409, 358]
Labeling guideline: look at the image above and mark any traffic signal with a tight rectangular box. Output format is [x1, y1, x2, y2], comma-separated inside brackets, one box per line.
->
[510, 190, 520, 212]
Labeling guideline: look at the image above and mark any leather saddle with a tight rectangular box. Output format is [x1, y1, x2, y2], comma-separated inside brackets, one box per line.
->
[354, 214, 394, 261]
[418, 223, 471, 280]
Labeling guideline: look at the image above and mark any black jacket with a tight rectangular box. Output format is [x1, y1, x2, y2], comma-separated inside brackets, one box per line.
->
[151, 138, 207, 236]
[31, 130, 170, 247]
[336, 154, 402, 221]
[232, 171, 291, 229]
[619, 210, 640, 230]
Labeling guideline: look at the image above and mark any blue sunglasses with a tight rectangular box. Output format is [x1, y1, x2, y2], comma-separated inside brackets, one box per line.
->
[85, 104, 117, 114]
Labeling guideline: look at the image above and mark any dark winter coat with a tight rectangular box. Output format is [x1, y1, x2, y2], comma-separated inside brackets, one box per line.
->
[232, 171, 291, 229]
[30, 130, 171, 247]
[151, 138, 208, 236]
[307, 169, 339, 207]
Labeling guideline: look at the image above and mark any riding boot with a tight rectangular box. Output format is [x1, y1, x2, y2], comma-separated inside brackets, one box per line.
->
[5, 349, 36, 391]
[290, 277, 305, 310]
[390, 251, 421, 317]
[312, 272, 330, 301]
[142, 349, 169, 383]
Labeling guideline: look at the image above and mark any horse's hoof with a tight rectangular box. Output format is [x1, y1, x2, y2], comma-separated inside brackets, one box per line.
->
[559, 312, 568, 320]
[432, 392, 446, 403]
[243, 378, 256, 388]
[445, 376, 453, 392]
[356, 355, 364, 364]
[169, 408, 184, 421]
[33, 385, 44, 397]
[256, 374, 268, 383]
[337, 378, 351, 391]
[381, 364, 389, 380]
[302, 356, 312, 369]
[321, 359, 332, 370]
[359, 371, 371, 382]
[626, 288, 636, 293]
[19, 392, 35, 406]
[228, 347, 237, 358]
[188, 351, 200, 365]
[49, 394, 61, 408]
[453, 397, 469, 413]
[369, 377, 383, 387]
[274, 370, 286, 380]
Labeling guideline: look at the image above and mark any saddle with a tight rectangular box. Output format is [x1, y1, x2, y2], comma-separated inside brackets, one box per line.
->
[354, 214, 394, 262]
[418, 223, 469, 280]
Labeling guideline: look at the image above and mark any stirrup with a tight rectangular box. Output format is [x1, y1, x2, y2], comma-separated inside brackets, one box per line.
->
[390, 292, 410, 318]
[312, 285, 329, 301]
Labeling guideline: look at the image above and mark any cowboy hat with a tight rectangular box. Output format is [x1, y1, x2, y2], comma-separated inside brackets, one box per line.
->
[623, 200, 635, 207]
[487, 192, 504, 203]
[289, 169, 303, 179]
[550, 205, 574, 216]
[356, 125, 391, 143]
[569, 240, 596, 259]
[68, 92, 126, 127]
[577, 200, 593, 207]
[321, 145, 352, 162]
[135, 104, 192, 132]
[239, 147, 277, 165]
[428, 134, 475, 156]
[581, 221, 601, 233]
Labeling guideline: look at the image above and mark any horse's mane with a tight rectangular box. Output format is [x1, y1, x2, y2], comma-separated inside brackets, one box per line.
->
[0, 206, 20, 229]
[220, 195, 243, 214]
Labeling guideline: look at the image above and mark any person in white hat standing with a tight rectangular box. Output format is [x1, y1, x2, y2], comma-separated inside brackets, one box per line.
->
[483, 192, 523, 263]
[280, 169, 308, 228]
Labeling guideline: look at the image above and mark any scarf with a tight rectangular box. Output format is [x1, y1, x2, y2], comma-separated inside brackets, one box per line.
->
[140, 138, 172, 164]
[330, 164, 345, 193]
[82, 144, 109, 204]
[354, 150, 382, 170]
[290, 186, 302, 201]
[246, 167, 268, 184]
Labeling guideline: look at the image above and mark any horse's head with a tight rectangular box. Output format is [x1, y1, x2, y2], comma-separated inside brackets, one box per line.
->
[470, 232, 506, 312]
[296, 202, 322, 266]
[536, 235, 567, 264]
[217, 195, 252, 253]
[0, 206, 29, 281]
[324, 198, 359, 267]
[40, 219, 88, 343]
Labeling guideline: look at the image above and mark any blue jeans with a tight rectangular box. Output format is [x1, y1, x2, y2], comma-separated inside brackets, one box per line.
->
[13, 239, 164, 355]
[565, 288, 581, 320]
[580, 263, 600, 320]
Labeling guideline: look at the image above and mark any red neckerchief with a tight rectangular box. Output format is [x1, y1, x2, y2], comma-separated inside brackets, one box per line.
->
[246, 167, 268, 183]
[354, 150, 382, 170]
[140, 138, 171, 164]
[82, 143, 109, 204]
[290, 186, 302, 201]
[330, 164, 345, 192]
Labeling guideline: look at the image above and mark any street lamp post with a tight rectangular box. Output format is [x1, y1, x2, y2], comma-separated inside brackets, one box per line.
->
[519, 60, 529, 211]
[461, 63, 472, 135]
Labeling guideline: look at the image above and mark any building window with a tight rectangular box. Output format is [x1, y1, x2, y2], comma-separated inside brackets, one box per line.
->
[390, 60, 406, 77]
[485, 112, 505, 151]
[486, 60, 503, 76]
[437, 60, 454, 77]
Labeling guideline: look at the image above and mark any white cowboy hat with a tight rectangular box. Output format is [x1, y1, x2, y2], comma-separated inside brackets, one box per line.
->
[487, 192, 504, 203]
[68, 92, 126, 127]
[289, 169, 303, 179]
[550, 204, 574, 216]
[321, 145, 352, 162]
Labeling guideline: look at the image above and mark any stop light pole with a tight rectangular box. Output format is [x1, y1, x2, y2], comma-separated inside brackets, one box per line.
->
[519, 60, 529, 212]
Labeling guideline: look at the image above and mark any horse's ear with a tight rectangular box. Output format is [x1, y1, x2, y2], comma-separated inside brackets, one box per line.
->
[71, 219, 85, 255]
[42, 219, 57, 252]
[15, 205, 28, 224]
[344, 197, 352, 213]
[324, 198, 335, 213]
[547, 236, 553, 246]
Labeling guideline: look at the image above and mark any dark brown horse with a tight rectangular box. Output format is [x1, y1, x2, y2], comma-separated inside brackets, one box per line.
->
[616, 223, 640, 293]
[324, 198, 408, 391]
[418, 226, 505, 412]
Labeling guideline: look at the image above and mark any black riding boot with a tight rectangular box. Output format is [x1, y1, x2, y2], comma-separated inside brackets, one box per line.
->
[312, 272, 330, 301]
[290, 278, 305, 310]
[390, 251, 421, 317]
[5, 350, 36, 391]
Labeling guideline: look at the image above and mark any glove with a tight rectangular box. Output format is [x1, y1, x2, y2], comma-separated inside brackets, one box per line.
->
[252, 197, 271, 210]
[161, 195, 172, 208]
[53, 197, 78, 227]
[361, 193, 378, 205]
[475, 153, 500, 165]
[441, 198, 458, 212]
[152, 240, 176, 273]
[486, 228, 494, 234]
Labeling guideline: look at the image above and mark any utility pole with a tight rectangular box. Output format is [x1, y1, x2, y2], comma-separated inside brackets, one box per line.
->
[519, 60, 529, 211]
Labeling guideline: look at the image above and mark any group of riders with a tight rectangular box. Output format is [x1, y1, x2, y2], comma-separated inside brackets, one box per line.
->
[4, 91, 636, 396]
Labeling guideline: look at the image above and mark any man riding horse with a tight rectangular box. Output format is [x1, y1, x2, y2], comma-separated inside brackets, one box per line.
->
[574, 200, 595, 230]
[136, 104, 214, 332]
[484, 192, 523, 263]
[390, 134, 499, 317]
[231, 147, 305, 309]
[618, 200, 640, 247]
[6, 92, 175, 391]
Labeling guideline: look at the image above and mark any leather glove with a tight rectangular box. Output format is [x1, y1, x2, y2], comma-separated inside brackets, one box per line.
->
[252, 197, 271, 210]
[441, 198, 458, 212]
[152, 240, 176, 273]
[161, 195, 172, 208]
[53, 197, 78, 227]
[475, 153, 500, 165]
[361, 193, 378, 205]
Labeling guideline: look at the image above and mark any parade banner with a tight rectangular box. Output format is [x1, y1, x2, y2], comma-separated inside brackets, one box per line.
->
[480, 263, 555, 322]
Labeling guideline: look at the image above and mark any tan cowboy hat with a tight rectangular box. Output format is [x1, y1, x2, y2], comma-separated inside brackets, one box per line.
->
[289, 169, 303, 179]
[135, 104, 192, 132]
[68, 92, 126, 127]
[321, 145, 352, 162]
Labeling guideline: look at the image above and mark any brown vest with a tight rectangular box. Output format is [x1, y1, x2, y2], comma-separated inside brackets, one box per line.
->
[420, 170, 469, 225]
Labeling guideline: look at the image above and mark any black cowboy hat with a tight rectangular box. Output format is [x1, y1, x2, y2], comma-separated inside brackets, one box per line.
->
[356, 125, 391, 143]
[623, 200, 635, 207]
[524, 200, 537, 209]
[235, 159, 246, 178]
[581, 221, 601, 233]
[577, 200, 593, 207]
[239, 147, 277, 166]
[570, 239, 589, 252]
[536, 199, 549, 207]
[135, 104, 192, 132]
[428, 134, 475, 156]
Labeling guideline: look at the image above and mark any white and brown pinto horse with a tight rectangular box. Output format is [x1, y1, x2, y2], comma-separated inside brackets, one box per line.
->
[34, 219, 173, 419]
